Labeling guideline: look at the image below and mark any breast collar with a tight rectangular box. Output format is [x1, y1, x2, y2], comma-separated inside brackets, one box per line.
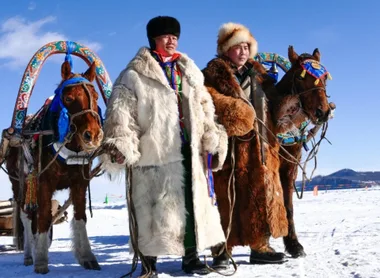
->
[51, 142, 92, 165]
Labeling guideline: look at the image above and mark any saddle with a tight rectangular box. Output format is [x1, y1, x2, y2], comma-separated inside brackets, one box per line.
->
[24, 96, 59, 149]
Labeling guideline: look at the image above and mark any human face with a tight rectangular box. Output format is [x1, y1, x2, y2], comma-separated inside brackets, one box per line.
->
[154, 34, 178, 56]
[226, 42, 250, 69]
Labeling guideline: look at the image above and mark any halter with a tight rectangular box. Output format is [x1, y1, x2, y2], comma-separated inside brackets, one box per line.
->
[50, 76, 102, 142]
[277, 59, 332, 149]
[291, 59, 332, 97]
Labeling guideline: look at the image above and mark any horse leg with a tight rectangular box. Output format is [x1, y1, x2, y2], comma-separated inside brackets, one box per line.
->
[70, 182, 100, 270]
[20, 210, 34, 266]
[8, 148, 25, 251]
[34, 184, 53, 274]
[281, 156, 306, 258]
[8, 159, 33, 265]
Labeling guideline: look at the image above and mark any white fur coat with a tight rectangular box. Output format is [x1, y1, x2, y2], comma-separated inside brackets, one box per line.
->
[101, 47, 227, 256]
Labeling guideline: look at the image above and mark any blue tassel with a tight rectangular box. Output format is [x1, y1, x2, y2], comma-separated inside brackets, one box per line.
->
[65, 41, 75, 72]
[50, 94, 61, 113]
[303, 142, 309, 152]
[268, 71, 279, 83]
[58, 107, 69, 142]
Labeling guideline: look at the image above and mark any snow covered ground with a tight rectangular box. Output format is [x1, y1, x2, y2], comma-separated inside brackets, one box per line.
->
[0, 188, 379, 278]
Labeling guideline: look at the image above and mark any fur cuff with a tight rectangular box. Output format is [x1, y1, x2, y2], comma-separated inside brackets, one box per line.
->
[212, 124, 228, 171]
[99, 153, 125, 176]
[202, 131, 219, 154]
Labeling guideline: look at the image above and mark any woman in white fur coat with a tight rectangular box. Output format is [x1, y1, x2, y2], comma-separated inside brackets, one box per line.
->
[100, 16, 228, 277]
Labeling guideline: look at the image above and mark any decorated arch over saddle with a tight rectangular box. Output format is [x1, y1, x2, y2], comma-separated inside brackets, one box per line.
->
[11, 41, 112, 132]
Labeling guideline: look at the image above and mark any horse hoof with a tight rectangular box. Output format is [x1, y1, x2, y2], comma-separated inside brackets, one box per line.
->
[24, 257, 33, 266]
[286, 243, 307, 258]
[34, 265, 49, 274]
[291, 249, 307, 258]
[83, 260, 101, 270]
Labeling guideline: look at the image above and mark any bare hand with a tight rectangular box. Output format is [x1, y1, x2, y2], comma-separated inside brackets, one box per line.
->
[111, 149, 125, 164]
[104, 144, 125, 164]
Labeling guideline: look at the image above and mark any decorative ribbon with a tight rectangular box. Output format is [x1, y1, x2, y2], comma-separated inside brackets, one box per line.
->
[207, 153, 217, 206]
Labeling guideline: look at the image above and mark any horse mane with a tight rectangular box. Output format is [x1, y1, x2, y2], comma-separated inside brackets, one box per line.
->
[299, 53, 314, 59]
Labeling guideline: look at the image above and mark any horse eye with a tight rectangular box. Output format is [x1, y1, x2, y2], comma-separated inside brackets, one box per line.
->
[296, 75, 304, 81]
[65, 96, 74, 103]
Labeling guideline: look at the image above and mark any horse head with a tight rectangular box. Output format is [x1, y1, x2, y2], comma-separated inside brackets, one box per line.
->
[54, 60, 103, 152]
[275, 46, 334, 130]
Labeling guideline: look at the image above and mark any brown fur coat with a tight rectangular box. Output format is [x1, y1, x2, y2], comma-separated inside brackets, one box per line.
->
[203, 57, 288, 250]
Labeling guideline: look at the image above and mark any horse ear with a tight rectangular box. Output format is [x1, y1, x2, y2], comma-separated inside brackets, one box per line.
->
[288, 45, 299, 65]
[83, 62, 97, 82]
[313, 48, 321, 62]
[61, 61, 72, 80]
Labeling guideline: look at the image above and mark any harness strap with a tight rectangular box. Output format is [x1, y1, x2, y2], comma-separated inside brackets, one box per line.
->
[250, 73, 267, 165]
[21, 142, 34, 167]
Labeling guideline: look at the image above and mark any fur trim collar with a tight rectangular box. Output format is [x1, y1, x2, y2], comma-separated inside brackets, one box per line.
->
[203, 57, 244, 99]
[203, 57, 267, 99]
[127, 47, 204, 88]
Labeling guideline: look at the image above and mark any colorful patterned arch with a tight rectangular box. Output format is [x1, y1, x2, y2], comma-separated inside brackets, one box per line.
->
[12, 41, 112, 131]
[254, 52, 292, 72]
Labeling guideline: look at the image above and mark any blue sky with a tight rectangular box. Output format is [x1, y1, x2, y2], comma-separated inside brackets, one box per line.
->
[0, 0, 379, 200]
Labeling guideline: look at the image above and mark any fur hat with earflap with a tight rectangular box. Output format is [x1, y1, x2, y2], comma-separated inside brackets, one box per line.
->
[217, 22, 258, 57]
[146, 16, 181, 50]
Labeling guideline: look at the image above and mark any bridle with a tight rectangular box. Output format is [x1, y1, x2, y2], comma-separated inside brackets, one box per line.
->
[286, 58, 332, 125]
[291, 68, 328, 97]
[53, 76, 102, 141]
[62, 80, 102, 136]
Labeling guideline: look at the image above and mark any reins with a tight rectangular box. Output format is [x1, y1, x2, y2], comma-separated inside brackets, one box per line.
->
[120, 166, 155, 278]
[256, 116, 329, 194]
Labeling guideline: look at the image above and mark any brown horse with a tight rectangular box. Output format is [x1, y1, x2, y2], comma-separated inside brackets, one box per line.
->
[6, 60, 103, 274]
[202, 47, 327, 265]
[273, 46, 334, 258]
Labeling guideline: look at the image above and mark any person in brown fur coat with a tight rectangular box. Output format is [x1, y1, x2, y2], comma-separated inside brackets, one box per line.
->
[202, 22, 289, 268]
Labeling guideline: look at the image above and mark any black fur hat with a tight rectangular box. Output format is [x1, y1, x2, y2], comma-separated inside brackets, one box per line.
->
[146, 16, 180, 49]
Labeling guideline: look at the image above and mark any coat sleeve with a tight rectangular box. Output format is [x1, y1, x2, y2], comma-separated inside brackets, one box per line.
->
[100, 75, 141, 174]
[199, 86, 228, 171]
[206, 86, 256, 137]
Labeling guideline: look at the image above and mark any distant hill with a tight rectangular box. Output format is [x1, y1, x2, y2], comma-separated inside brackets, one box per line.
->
[296, 169, 380, 191]
[327, 169, 380, 181]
